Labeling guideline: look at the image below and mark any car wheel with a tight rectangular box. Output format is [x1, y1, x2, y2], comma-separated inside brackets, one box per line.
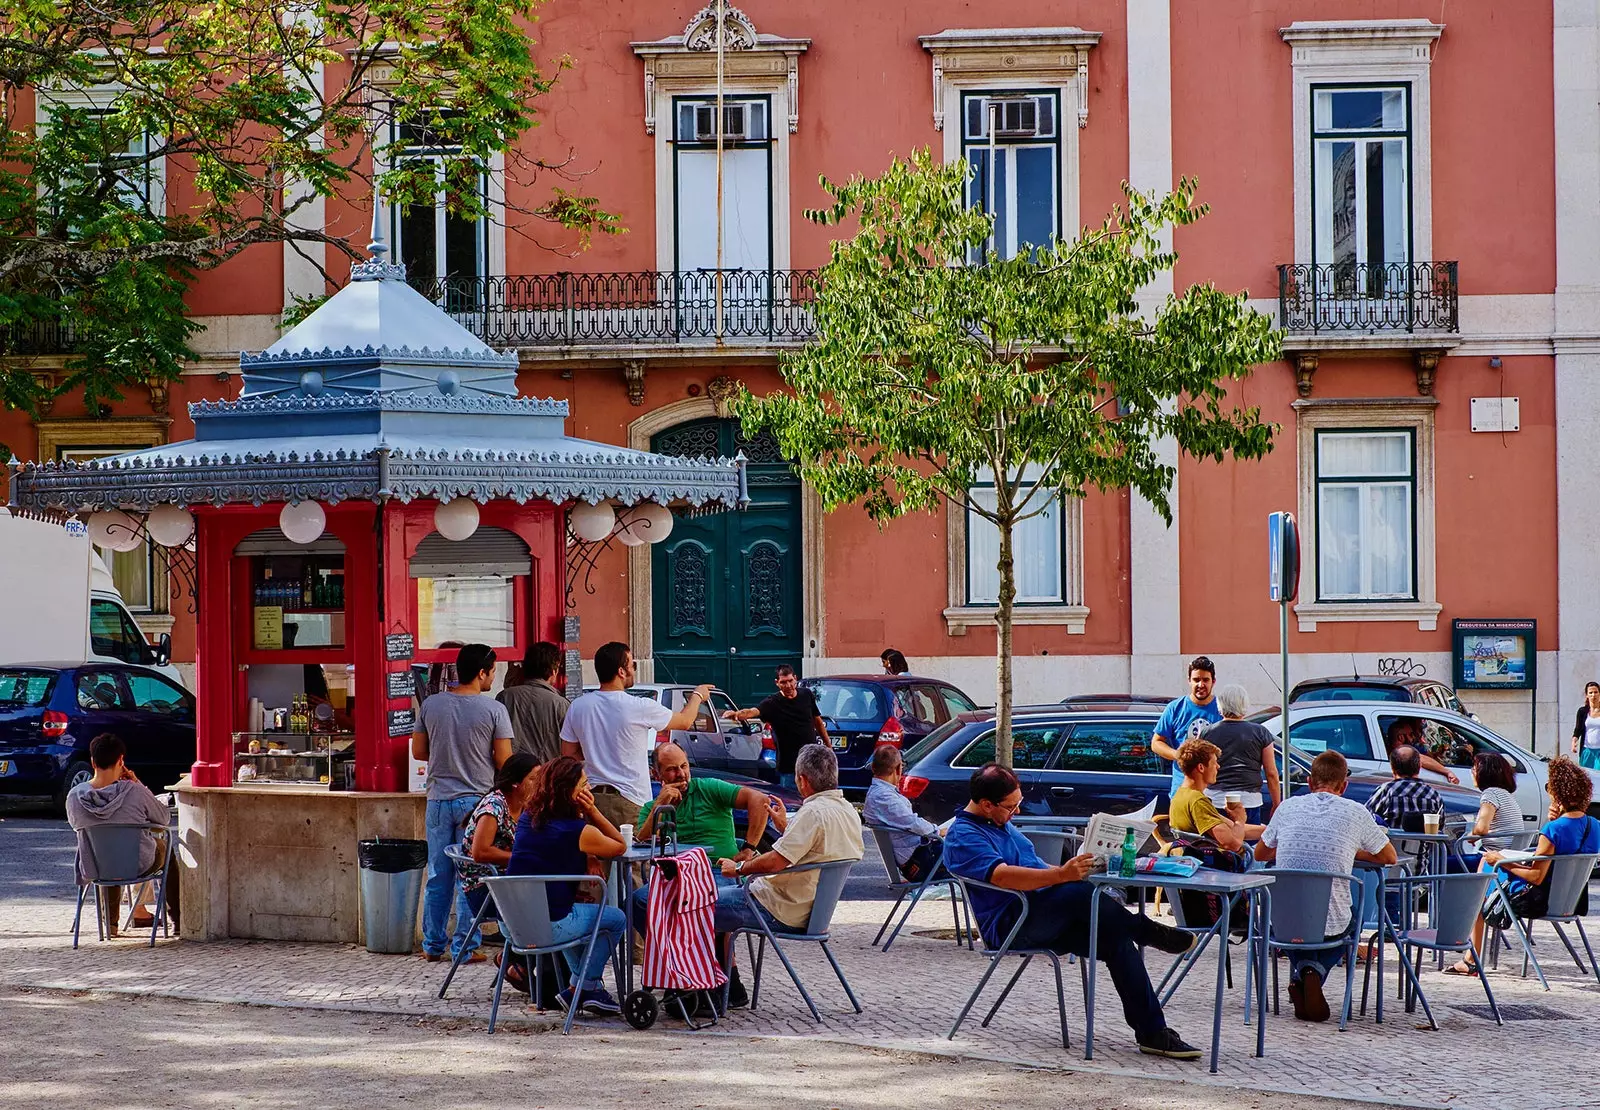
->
[54, 760, 93, 815]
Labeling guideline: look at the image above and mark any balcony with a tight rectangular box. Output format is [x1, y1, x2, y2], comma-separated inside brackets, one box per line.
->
[406, 268, 819, 354]
[2, 318, 79, 358]
[1276, 261, 1460, 397]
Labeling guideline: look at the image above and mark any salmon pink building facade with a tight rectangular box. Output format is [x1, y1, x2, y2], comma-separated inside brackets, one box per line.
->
[8, 2, 1598, 752]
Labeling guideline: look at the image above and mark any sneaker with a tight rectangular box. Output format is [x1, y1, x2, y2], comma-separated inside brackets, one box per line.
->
[1290, 969, 1331, 1023]
[725, 968, 750, 1009]
[1137, 1028, 1202, 1060]
[555, 987, 575, 1012]
[579, 988, 622, 1016]
[1148, 923, 1198, 956]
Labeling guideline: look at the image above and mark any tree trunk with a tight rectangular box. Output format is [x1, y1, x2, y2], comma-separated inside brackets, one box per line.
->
[994, 509, 1015, 768]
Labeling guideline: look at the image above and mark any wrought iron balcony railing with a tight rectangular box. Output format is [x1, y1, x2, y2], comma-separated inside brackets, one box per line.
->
[2, 318, 79, 357]
[407, 268, 819, 348]
[1277, 261, 1459, 336]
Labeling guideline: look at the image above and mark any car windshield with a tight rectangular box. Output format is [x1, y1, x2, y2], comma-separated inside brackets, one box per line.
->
[1292, 684, 1411, 704]
[0, 670, 54, 707]
[807, 681, 886, 724]
[903, 718, 965, 765]
[626, 689, 660, 702]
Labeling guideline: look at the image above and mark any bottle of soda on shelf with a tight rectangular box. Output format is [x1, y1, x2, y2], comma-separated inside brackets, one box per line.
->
[1119, 826, 1137, 878]
[303, 567, 314, 609]
[258, 568, 271, 607]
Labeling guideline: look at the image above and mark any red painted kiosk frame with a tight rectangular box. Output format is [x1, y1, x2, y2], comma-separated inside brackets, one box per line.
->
[192, 499, 563, 791]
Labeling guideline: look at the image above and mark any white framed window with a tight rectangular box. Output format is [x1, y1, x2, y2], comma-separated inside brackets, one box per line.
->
[35, 90, 166, 222]
[961, 90, 1060, 260]
[944, 468, 1087, 635]
[1312, 86, 1411, 272]
[1294, 398, 1440, 631]
[388, 113, 488, 285]
[672, 94, 773, 274]
[1314, 429, 1415, 601]
[921, 28, 1100, 257]
[1282, 20, 1441, 267]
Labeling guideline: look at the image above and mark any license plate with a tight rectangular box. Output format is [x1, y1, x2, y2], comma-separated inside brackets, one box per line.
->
[0, 760, 11, 775]
[831, 736, 850, 751]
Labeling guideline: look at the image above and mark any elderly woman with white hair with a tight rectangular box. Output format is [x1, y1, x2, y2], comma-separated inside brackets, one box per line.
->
[1198, 684, 1281, 823]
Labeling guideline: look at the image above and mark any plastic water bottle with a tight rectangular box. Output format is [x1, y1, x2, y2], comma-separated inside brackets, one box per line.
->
[1120, 826, 1137, 878]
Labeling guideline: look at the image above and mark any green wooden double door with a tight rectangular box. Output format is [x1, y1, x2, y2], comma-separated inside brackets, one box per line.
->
[651, 418, 801, 708]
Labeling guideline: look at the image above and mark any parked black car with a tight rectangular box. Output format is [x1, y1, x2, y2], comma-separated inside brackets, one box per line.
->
[800, 674, 980, 792]
[0, 663, 196, 811]
[900, 705, 1486, 828]
[1289, 675, 1474, 719]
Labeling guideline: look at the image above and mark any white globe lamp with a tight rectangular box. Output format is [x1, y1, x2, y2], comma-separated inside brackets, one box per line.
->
[146, 505, 196, 548]
[434, 498, 480, 542]
[87, 509, 145, 552]
[628, 502, 674, 544]
[569, 501, 616, 543]
[614, 508, 646, 546]
[279, 500, 327, 545]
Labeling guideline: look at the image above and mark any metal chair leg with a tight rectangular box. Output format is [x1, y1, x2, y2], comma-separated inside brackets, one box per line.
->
[1337, 938, 1357, 1031]
[872, 888, 911, 947]
[1395, 944, 1437, 1030]
[1512, 916, 1551, 990]
[72, 885, 88, 949]
[762, 934, 822, 1022]
[1575, 920, 1600, 986]
[1550, 922, 1588, 973]
[1049, 953, 1070, 1050]
[751, 934, 767, 1011]
[439, 895, 497, 999]
[980, 954, 1032, 1027]
[882, 876, 933, 953]
[819, 939, 861, 1013]
[487, 945, 511, 1033]
[1469, 942, 1502, 1026]
[948, 952, 1008, 1040]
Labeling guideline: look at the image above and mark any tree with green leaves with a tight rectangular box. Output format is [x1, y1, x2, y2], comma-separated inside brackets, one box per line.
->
[0, 0, 617, 443]
[737, 150, 1281, 767]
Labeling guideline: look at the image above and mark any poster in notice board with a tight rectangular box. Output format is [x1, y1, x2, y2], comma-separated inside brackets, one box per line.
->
[387, 707, 416, 737]
[386, 671, 415, 701]
[385, 633, 415, 662]
[1452, 619, 1536, 690]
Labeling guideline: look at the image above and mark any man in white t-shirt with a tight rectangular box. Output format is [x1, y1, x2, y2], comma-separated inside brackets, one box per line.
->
[560, 641, 713, 829]
[1255, 750, 1396, 1023]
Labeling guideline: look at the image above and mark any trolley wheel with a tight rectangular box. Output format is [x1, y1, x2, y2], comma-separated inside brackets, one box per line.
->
[623, 990, 658, 1030]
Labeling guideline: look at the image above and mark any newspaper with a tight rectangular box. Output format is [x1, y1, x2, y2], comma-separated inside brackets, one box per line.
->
[1082, 811, 1158, 863]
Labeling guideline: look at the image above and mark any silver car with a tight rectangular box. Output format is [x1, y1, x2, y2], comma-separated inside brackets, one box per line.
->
[619, 683, 777, 782]
[1262, 702, 1600, 825]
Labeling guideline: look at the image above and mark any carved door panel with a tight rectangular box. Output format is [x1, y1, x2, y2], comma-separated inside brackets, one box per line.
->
[651, 418, 801, 708]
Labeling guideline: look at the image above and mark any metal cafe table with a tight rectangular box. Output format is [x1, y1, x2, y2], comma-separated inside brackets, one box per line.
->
[1085, 869, 1275, 1074]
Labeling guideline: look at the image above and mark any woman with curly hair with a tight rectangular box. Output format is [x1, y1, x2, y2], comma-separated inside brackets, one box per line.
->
[505, 755, 630, 1013]
[1451, 756, 1600, 975]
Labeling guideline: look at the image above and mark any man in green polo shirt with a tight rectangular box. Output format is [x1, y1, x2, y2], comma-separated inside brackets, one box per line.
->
[630, 741, 781, 1007]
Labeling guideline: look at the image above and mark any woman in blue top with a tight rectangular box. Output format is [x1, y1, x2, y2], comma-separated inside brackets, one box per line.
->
[506, 755, 630, 1014]
[1453, 756, 1600, 976]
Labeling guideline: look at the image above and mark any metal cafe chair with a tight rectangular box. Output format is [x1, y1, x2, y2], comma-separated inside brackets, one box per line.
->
[946, 876, 1087, 1050]
[720, 859, 860, 1022]
[438, 845, 502, 1000]
[1375, 871, 1503, 1028]
[1259, 869, 1363, 1031]
[71, 822, 174, 949]
[864, 824, 972, 953]
[1487, 851, 1600, 988]
[478, 874, 617, 1035]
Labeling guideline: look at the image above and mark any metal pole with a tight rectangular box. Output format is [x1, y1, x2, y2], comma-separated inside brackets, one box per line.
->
[987, 100, 998, 255]
[1280, 597, 1290, 806]
[714, 0, 726, 343]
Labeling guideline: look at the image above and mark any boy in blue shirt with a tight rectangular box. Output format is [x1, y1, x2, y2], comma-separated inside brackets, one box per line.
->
[943, 763, 1202, 1061]
[1152, 656, 1222, 800]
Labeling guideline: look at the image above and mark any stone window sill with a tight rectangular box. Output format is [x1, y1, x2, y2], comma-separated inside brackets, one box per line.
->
[1294, 600, 1441, 633]
[943, 605, 1089, 636]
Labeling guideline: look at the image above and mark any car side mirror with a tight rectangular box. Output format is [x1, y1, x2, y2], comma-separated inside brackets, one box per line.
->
[155, 633, 172, 666]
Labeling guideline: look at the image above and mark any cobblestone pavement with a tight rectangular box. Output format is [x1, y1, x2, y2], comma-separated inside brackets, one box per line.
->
[2, 813, 1592, 1110]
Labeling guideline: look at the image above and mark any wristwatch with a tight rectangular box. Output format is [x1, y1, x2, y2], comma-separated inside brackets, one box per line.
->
[734, 859, 746, 875]
[740, 840, 760, 855]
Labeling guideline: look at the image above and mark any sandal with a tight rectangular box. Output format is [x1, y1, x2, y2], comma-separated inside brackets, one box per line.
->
[1445, 960, 1479, 976]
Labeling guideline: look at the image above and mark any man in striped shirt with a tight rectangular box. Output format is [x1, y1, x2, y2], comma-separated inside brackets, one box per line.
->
[1364, 745, 1445, 831]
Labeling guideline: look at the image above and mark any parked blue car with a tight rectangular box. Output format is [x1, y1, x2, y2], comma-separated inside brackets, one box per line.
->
[0, 663, 195, 811]
[801, 674, 981, 793]
[900, 706, 1485, 828]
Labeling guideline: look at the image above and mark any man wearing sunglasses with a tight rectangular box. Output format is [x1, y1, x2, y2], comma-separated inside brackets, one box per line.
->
[943, 763, 1202, 1060]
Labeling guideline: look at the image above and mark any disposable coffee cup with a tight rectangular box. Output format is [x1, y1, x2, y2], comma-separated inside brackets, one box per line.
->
[1422, 813, 1440, 834]
[1225, 792, 1242, 806]
[620, 823, 635, 845]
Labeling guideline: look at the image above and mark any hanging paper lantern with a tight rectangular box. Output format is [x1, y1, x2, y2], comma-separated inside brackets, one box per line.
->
[146, 505, 196, 548]
[569, 501, 616, 543]
[434, 498, 480, 542]
[627, 502, 674, 544]
[87, 510, 145, 552]
[279, 500, 327, 545]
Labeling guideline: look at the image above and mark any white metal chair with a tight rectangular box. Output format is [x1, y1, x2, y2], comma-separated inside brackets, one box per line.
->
[71, 822, 173, 949]
[864, 824, 971, 952]
[720, 859, 860, 1022]
[478, 874, 617, 1035]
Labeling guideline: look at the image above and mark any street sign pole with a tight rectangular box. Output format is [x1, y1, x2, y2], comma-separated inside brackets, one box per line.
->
[1268, 512, 1300, 808]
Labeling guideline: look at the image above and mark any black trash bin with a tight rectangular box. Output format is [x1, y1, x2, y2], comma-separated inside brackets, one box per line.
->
[358, 838, 429, 954]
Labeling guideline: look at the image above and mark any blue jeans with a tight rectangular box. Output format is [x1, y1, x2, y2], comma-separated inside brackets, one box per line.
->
[549, 903, 627, 990]
[1290, 940, 1348, 984]
[423, 796, 480, 958]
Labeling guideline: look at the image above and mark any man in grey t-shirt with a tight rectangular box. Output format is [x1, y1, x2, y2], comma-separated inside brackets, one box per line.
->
[497, 640, 567, 763]
[412, 643, 513, 962]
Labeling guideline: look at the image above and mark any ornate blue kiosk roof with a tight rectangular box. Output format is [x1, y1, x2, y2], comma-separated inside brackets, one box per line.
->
[10, 217, 745, 513]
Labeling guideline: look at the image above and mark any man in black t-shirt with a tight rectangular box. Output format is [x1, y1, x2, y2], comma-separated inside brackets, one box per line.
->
[723, 664, 830, 788]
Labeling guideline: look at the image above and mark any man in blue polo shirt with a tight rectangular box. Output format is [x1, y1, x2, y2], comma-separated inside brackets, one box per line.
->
[1152, 656, 1222, 800]
[943, 763, 1202, 1061]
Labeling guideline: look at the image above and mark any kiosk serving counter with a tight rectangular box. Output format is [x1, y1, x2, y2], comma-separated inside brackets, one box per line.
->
[10, 223, 745, 943]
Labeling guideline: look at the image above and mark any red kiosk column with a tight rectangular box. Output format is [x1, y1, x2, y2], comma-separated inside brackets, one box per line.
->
[190, 510, 236, 788]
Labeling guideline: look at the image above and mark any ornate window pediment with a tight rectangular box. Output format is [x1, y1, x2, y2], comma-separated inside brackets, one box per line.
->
[631, 6, 810, 134]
